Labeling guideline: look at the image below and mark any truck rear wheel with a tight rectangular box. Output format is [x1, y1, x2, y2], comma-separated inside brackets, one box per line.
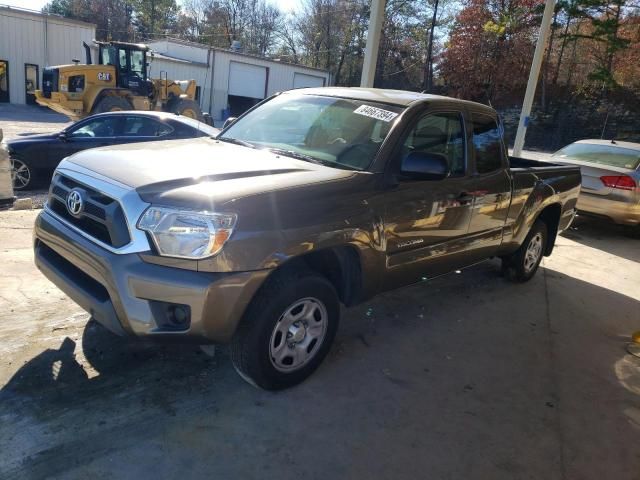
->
[502, 219, 548, 282]
[92, 95, 133, 113]
[230, 269, 340, 390]
[166, 98, 204, 121]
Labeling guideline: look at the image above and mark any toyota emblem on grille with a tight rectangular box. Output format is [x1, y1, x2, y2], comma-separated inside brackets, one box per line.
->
[66, 189, 84, 216]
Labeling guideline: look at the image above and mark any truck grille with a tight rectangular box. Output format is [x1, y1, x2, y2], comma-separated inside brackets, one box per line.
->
[48, 174, 131, 248]
[42, 68, 59, 98]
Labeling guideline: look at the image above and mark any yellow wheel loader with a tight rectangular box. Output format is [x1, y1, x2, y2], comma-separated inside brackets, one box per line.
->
[35, 41, 206, 122]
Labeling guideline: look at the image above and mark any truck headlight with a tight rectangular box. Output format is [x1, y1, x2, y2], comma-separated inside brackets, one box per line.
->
[138, 207, 236, 259]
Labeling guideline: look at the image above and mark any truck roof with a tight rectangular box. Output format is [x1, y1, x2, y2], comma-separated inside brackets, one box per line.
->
[291, 87, 493, 111]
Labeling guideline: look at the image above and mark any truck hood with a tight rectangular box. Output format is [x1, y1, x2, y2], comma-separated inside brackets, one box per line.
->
[64, 138, 358, 208]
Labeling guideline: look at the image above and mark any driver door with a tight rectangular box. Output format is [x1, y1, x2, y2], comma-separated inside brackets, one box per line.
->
[382, 110, 475, 290]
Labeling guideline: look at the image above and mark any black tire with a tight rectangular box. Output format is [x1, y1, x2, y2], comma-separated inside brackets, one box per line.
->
[502, 219, 548, 282]
[230, 269, 340, 390]
[92, 95, 133, 114]
[11, 158, 35, 190]
[166, 97, 204, 122]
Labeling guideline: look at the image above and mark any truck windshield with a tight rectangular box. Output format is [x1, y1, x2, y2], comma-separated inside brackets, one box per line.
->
[554, 143, 640, 170]
[219, 94, 404, 170]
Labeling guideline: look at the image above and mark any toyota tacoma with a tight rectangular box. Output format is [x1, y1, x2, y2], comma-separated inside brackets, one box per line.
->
[33, 88, 581, 389]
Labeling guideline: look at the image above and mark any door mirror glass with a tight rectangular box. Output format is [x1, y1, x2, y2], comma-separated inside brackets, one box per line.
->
[223, 116, 237, 129]
[401, 151, 449, 179]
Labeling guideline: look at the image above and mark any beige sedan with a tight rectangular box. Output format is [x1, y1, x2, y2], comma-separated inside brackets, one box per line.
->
[551, 140, 640, 227]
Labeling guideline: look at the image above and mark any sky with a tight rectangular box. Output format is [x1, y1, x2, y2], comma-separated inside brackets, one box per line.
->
[2, 0, 304, 14]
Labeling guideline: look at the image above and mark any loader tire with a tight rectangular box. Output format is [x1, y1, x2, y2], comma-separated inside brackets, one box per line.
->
[92, 96, 133, 113]
[167, 98, 204, 121]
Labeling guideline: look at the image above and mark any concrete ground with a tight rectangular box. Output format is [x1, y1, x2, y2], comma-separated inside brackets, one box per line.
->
[0, 104, 71, 140]
[0, 208, 638, 479]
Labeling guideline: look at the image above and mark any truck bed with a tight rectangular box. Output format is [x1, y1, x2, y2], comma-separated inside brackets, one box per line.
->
[509, 155, 568, 170]
[509, 155, 582, 182]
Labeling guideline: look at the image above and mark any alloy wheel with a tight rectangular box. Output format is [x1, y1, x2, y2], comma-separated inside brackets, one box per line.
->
[11, 159, 31, 190]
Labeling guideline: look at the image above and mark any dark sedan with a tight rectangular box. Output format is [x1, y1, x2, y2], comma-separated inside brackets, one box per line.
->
[4, 111, 219, 190]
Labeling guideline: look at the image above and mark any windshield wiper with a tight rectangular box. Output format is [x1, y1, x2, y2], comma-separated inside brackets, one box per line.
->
[217, 137, 256, 149]
[266, 148, 357, 170]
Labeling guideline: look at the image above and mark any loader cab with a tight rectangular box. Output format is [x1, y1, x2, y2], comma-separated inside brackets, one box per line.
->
[97, 41, 153, 97]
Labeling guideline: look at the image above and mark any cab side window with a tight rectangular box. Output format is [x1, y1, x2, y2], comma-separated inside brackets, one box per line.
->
[118, 49, 128, 76]
[472, 113, 503, 174]
[403, 112, 465, 176]
[68, 75, 85, 93]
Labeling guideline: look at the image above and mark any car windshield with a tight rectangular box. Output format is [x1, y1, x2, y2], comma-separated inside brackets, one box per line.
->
[554, 143, 640, 170]
[219, 94, 404, 170]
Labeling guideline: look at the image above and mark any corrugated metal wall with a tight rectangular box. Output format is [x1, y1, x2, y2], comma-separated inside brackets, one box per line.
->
[150, 57, 212, 114]
[0, 7, 95, 104]
[211, 50, 331, 121]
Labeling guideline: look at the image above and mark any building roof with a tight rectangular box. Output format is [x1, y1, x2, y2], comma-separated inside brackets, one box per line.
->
[287, 87, 491, 109]
[150, 37, 330, 75]
[151, 52, 208, 68]
[0, 5, 96, 29]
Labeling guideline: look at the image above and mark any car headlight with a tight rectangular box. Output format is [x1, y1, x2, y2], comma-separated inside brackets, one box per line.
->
[138, 207, 236, 259]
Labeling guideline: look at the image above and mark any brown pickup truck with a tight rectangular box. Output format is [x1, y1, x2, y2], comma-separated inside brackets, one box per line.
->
[33, 88, 581, 389]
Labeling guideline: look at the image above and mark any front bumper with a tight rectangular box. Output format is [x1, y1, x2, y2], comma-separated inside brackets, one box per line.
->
[577, 192, 640, 226]
[34, 209, 271, 343]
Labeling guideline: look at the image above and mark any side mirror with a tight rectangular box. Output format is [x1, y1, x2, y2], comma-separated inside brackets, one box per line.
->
[401, 151, 449, 180]
[223, 116, 237, 130]
[58, 132, 68, 141]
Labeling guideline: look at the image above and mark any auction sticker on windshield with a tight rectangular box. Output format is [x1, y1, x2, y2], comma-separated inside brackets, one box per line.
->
[354, 105, 399, 122]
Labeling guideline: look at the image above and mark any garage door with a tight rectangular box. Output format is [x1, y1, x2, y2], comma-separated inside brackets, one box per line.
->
[228, 62, 267, 99]
[293, 73, 325, 89]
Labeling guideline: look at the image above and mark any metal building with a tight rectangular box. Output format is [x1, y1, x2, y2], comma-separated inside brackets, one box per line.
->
[148, 39, 331, 124]
[0, 5, 95, 105]
[0, 6, 331, 124]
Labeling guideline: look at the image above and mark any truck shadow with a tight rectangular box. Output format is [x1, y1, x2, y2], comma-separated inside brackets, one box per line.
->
[1, 320, 221, 420]
[1, 262, 639, 479]
[561, 216, 639, 263]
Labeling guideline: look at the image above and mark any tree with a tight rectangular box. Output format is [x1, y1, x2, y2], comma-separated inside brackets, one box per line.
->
[131, 0, 180, 40]
[43, 0, 134, 41]
[439, 0, 544, 104]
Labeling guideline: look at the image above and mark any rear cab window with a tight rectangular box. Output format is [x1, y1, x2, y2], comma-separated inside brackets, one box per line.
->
[471, 113, 504, 174]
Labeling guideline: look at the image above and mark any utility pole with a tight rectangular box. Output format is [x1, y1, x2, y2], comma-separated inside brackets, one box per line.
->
[512, 0, 556, 156]
[423, 0, 439, 92]
[360, 0, 386, 87]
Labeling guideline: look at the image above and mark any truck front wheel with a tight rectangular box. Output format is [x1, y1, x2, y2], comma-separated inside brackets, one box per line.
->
[230, 269, 340, 390]
[502, 219, 548, 282]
